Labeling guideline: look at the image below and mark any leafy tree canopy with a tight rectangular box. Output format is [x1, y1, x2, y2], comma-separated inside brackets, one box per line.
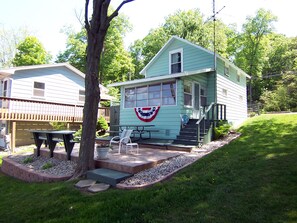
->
[13, 36, 52, 66]
[129, 9, 236, 76]
[0, 27, 30, 68]
[56, 12, 135, 85]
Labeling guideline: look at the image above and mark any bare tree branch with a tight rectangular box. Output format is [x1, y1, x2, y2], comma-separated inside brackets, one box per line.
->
[85, 0, 90, 32]
[108, 0, 135, 22]
[74, 9, 84, 27]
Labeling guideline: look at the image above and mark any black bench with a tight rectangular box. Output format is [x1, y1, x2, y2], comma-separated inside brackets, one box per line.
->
[30, 130, 76, 160]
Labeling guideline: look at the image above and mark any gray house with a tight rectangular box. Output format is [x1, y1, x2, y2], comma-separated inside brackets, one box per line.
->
[0, 63, 112, 148]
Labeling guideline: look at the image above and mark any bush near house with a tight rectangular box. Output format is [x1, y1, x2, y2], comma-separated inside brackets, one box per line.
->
[214, 120, 231, 139]
[96, 116, 108, 136]
[73, 116, 109, 139]
[0, 114, 297, 223]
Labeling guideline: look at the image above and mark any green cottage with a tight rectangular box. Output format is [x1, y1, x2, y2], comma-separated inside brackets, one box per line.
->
[109, 36, 250, 146]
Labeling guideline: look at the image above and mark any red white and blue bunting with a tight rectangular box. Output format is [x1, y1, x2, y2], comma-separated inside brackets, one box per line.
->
[134, 106, 160, 122]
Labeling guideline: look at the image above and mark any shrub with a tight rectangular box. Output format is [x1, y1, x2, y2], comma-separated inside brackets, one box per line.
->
[73, 125, 82, 140]
[41, 162, 54, 170]
[214, 121, 231, 140]
[50, 122, 67, 130]
[96, 116, 108, 136]
[23, 157, 34, 164]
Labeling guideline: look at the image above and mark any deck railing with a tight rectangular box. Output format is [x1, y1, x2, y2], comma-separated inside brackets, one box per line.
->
[0, 97, 110, 122]
[196, 103, 227, 144]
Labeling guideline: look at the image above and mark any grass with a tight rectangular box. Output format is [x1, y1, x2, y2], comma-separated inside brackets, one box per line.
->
[0, 114, 297, 223]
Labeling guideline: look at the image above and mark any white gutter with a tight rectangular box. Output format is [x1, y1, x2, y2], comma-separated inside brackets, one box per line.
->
[108, 68, 214, 87]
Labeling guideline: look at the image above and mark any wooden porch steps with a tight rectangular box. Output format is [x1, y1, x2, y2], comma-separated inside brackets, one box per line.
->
[86, 168, 133, 186]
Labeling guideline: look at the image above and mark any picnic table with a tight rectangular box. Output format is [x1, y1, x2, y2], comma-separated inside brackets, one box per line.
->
[112, 124, 158, 140]
[30, 130, 77, 160]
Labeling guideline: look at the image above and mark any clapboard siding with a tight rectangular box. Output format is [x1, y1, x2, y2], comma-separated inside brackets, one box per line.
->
[118, 36, 249, 140]
[217, 57, 246, 87]
[11, 67, 84, 105]
[180, 73, 209, 117]
[146, 39, 214, 77]
[216, 74, 247, 126]
[120, 81, 182, 139]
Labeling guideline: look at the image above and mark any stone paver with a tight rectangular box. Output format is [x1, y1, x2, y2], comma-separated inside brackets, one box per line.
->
[75, 179, 96, 188]
[88, 183, 110, 193]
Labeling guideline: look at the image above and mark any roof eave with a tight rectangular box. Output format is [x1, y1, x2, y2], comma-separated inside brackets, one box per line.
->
[108, 68, 215, 87]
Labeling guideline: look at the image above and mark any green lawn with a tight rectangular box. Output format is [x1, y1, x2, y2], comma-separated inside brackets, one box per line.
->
[0, 114, 297, 223]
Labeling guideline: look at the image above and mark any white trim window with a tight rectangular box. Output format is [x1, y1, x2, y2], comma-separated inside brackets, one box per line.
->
[2, 80, 8, 97]
[169, 49, 183, 74]
[79, 90, 85, 102]
[33, 81, 45, 97]
[222, 89, 228, 97]
[200, 87, 207, 106]
[224, 64, 230, 77]
[183, 81, 192, 107]
[124, 81, 176, 108]
[237, 73, 241, 82]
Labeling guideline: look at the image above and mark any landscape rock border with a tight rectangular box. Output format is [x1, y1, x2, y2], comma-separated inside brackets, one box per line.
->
[1, 157, 72, 183]
[116, 132, 241, 189]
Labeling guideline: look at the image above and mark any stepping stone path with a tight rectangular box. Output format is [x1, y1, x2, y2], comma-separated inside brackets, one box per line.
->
[75, 179, 96, 188]
[75, 179, 111, 193]
[88, 183, 110, 193]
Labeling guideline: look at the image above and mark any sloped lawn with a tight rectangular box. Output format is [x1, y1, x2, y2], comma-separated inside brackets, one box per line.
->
[0, 114, 296, 223]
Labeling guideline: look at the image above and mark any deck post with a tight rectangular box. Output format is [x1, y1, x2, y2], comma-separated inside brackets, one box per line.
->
[11, 121, 16, 153]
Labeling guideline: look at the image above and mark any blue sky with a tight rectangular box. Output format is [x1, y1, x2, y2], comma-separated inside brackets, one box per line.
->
[0, 0, 295, 59]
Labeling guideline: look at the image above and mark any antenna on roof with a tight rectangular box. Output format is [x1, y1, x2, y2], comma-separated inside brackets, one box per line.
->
[206, 0, 225, 70]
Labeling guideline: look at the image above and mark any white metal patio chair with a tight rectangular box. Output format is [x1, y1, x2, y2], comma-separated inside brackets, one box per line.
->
[109, 129, 134, 154]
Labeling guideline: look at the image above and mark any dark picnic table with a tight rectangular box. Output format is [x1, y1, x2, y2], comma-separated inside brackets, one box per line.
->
[30, 130, 77, 160]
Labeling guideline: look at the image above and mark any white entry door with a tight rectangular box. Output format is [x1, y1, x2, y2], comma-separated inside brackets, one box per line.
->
[192, 83, 200, 119]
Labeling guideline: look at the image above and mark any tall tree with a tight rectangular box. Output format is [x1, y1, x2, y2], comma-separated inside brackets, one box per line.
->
[13, 36, 52, 66]
[72, 0, 134, 178]
[0, 27, 30, 68]
[56, 27, 87, 73]
[129, 9, 235, 76]
[56, 12, 134, 84]
[234, 9, 277, 102]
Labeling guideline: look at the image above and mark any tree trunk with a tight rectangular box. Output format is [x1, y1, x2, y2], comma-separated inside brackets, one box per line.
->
[71, 0, 134, 179]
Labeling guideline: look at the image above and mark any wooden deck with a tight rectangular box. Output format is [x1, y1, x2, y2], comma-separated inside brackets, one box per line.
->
[0, 97, 110, 122]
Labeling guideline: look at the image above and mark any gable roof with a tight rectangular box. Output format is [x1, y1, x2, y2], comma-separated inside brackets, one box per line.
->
[0, 63, 114, 100]
[140, 36, 250, 78]
[0, 63, 85, 78]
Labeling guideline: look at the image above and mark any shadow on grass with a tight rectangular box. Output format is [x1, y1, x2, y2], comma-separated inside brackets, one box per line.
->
[0, 115, 296, 223]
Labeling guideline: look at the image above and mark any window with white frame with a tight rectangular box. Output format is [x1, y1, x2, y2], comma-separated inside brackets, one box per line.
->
[148, 84, 161, 106]
[200, 87, 207, 106]
[124, 81, 176, 108]
[79, 90, 85, 102]
[162, 82, 176, 105]
[3, 80, 7, 97]
[184, 81, 192, 107]
[33, 81, 45, 97]
[222, 89, 228, 97]
[170, 49, 182, 74]
[224, 64, 229, 77]
[237, 73, 241, 82]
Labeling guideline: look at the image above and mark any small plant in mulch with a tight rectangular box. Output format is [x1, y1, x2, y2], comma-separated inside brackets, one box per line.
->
[23, 157, 34, 164]
[41, 162, 55, 170]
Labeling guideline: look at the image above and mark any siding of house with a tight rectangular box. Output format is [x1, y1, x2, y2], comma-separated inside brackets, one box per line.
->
[120, 80, 182, 140]
[146, 39, 214, 77]
[180, 73, 209, 117]
[10, 66, 85, 105]
[216, 58, 248, 126]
